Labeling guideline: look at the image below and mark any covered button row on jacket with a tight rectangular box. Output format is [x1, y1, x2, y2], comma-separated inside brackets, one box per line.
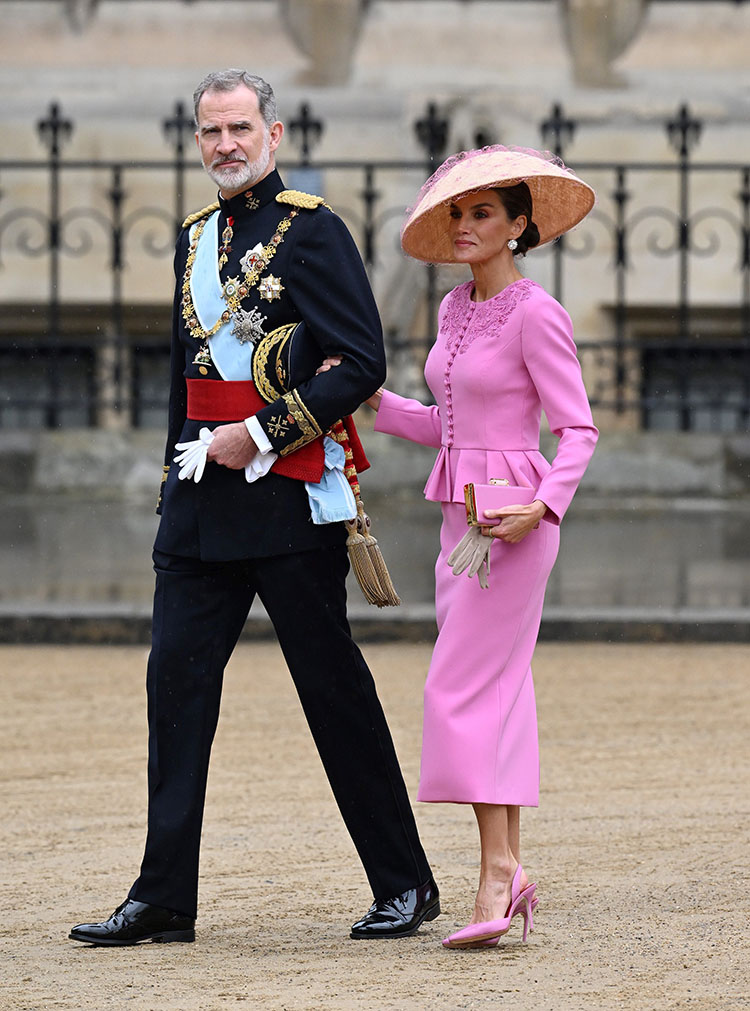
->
[442, 302, 476, 446]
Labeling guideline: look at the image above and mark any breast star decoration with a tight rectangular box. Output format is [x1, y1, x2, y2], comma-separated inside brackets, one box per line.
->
[258, 274, 285, 301]
[240, 243, 265, 274]
[231, 306, 268, 345]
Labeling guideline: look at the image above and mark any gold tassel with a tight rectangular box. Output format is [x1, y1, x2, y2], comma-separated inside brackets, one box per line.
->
[357, 501, 401, 607]
[330, 418, 401, 608]
[345, 504, 383, 605]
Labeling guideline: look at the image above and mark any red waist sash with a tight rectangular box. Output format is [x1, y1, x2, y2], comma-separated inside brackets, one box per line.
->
[185, 378, 370, 485]
[186, 378, 324, 483]
[187, 378, 263, 421]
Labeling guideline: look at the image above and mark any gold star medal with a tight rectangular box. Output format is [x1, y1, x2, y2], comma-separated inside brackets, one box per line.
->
[259, 274, 284, 301]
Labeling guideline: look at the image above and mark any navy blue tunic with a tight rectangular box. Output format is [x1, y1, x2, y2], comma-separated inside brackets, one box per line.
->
[155, 169, 385, 561]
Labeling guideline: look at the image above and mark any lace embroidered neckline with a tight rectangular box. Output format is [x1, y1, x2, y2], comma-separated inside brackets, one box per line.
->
[444, 278, 538, 352]
[465, 276, 537, 306]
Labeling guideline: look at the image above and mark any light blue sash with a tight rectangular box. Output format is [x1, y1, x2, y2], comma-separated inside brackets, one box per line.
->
[305, 438, 357, 524]
[191, 214, 352, 526]
[190, 211, 254, 381]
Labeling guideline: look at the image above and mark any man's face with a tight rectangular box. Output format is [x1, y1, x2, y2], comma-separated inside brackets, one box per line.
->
[195, 85, 283, 197]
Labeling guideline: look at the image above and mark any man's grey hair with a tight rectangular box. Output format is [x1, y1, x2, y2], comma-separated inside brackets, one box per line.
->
[193, 70, 277, 128]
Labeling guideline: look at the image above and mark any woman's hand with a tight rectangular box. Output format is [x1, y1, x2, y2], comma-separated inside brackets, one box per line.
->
[313, 354, 384, 412]
[481, 500, 548, 544]
[315, 355, 342, 374]
[365, 388, 383, 410]
[314, 355, 383, 410]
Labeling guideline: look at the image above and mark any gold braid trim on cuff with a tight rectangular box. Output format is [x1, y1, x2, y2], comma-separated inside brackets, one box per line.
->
[278, 390, 322, 455]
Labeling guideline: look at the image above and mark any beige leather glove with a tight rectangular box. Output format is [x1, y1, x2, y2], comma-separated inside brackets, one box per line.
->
[447, 526, 492, 589]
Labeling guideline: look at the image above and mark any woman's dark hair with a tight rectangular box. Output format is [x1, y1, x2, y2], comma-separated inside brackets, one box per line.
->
[493, 183, 540, 256]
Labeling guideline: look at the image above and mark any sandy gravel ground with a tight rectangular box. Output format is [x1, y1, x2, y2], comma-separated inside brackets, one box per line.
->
[1, 641, 748, 1011]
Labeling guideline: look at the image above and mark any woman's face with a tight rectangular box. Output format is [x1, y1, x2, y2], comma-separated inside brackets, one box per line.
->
[448, 190, 526, 265]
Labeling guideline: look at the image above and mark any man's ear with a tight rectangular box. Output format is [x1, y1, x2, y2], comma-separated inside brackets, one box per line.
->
[268, 121, 284, 154]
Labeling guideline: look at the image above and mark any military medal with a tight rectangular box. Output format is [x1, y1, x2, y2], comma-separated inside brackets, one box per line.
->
[259, 274, 284, 301]
[222, 276, 243, 300]
[231, 306, 267, 345]
[192, 343, 212, 371]
[217, 216, 234, 270]
[240, 243, 264, 274]
[181, 207, 299, 347]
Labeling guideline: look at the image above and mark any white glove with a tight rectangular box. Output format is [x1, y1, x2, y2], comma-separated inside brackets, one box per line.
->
[446, 526, 492, 589]
[174, 426, 278, 484]
[174, 427, 214, 482]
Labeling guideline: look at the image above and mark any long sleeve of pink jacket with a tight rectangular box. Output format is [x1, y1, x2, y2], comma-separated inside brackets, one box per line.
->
[517, 293, 598, 523]
[374, 390, 442, 448]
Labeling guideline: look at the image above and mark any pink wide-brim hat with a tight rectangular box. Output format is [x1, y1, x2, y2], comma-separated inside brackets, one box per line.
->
[401, 145, 596, 264]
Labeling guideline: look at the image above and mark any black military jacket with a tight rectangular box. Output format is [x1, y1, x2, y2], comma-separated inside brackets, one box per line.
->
[154, 169, 385, 561]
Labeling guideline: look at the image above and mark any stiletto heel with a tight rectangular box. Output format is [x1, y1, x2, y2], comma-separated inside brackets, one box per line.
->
[518, 890, 535, 941]
[467, 893, 538, 950]
[442, 865, 537, 949]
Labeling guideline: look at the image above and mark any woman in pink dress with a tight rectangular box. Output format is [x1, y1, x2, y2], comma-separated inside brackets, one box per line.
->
[367, 147, 598, 948]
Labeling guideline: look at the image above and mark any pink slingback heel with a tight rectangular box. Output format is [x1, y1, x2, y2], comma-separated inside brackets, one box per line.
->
[442, 864, 536, 949]
[476, 894, 538, 947]
[475, 894, 538, 947]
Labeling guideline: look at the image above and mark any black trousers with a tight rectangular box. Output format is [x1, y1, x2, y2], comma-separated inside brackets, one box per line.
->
[128, 546, 432, 918]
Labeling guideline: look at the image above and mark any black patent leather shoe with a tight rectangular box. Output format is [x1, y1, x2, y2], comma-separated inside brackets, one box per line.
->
[69, 898, 195, 946]
[350, 877, 440, 938]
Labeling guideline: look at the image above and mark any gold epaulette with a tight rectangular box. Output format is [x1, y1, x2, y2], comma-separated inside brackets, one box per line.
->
[181, 201, 220, 230]
[276, 189, 331, 211]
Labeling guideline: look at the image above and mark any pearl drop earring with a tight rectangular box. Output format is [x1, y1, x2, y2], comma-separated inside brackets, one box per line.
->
[507, 238, 518, 252]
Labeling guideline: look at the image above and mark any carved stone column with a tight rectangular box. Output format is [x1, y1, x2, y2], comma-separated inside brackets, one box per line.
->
[278, 0, 366, 85]
[561, 0, 649, 87]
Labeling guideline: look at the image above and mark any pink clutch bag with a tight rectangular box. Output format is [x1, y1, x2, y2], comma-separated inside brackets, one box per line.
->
[463, 480, 536, 526]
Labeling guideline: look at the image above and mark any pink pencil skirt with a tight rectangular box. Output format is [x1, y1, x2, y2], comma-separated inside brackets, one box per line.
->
[417, 502, 560, 807]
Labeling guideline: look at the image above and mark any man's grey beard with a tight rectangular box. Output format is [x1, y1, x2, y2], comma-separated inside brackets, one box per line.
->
[204, 132, 271, 194]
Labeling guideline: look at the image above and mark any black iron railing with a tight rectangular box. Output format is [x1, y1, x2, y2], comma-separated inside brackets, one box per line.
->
[1, 99, 749, 431]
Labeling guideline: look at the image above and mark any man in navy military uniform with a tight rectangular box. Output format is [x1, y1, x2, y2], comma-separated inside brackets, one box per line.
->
[70, 69, 438, 946]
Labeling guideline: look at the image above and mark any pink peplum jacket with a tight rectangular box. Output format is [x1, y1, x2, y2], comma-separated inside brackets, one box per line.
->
[374, 278, 598, 524]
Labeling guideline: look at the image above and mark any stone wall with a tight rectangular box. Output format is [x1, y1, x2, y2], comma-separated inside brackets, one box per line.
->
[3, 424, 749, 499]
